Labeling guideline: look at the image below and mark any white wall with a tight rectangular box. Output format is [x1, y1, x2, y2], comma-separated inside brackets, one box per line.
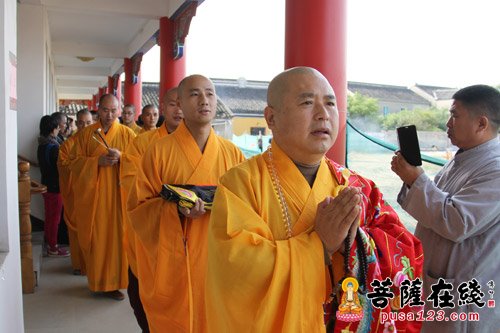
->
[0, 0, 25, 331]
[18, 3, 52, 219]
[17, 4, 47, 161]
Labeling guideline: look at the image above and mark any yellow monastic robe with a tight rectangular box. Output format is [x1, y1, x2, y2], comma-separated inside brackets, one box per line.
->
[128, 121, 245, 333]
[69, 121, 135, 291]
[136, 126, 156, 135]
[120, 124, 169, 275]
[206, 141, 423, 333]
[206, 142, 332, 332]
[57, 132, 86, 273]
[126, 122, 142, 135]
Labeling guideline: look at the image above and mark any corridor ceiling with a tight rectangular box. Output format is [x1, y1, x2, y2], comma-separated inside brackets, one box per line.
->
[19, 0, 189, 100]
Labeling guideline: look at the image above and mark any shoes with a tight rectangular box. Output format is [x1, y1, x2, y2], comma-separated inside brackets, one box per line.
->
[48, 246, 70, 257]
[73, 269, 81, 275]
[103, 290, 125, 301]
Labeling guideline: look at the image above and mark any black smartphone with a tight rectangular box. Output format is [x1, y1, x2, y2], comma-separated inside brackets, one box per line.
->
[397, 125, 422, 166]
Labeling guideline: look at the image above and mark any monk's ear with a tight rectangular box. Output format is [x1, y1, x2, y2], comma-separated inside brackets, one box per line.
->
[264, 106, 276, 129]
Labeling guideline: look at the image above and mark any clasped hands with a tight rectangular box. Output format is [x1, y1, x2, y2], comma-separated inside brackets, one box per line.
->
[98, 148, 121, 166]
[314, 187, 361, 256]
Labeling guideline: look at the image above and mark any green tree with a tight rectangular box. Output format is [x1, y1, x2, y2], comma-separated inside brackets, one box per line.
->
[347, 92, 379, 119]
[381, 107, 448, 131]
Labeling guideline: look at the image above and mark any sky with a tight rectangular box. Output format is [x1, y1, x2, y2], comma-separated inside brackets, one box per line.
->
[142, 0, 500, 88]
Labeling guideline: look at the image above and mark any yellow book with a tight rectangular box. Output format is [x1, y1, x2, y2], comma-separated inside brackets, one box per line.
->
[160, 184, 216, 210]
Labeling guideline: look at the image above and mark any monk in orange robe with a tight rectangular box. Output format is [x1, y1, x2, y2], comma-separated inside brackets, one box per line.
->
[69, 94, 135, 300]
[136, 104, 159, 135]
[57, 109, 93, 275]
[206, 67, 423, 332]
[120, 87, 183, 331]
[122, 104, 142, 134]
[128, 75, 245, 333]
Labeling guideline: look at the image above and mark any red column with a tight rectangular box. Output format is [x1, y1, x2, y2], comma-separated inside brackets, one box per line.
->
[124, 58, 142, 119]
[116, 77, 122, 108]
[159, 17, 186, 101]
[98, 87, 106, 102]
[91, 94, 97, 110]
[86, 100, 92, 109]
[107, 76, 113, 94]
[285, 0, 346, 165]
[107, 75, 122, 108]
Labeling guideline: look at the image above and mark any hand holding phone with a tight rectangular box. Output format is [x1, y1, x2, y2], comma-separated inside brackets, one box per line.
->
[397, 125, 422, 166]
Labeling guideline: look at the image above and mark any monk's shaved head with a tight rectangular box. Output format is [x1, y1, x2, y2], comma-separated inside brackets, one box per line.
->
[76, 109, 92, 130]
[162, 87, 184, 133]
[264, 66, 338, 165]
[162, 87, 178, 106]
[98, 93, 118, 108]
[267, 67, 326, 110]
[178, 74, 215, 97]
[177, 74, 217, 127]
[98, 93, 120, 130]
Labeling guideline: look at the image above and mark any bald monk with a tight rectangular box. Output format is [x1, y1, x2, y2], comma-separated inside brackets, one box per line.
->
[69, 94, 135, 300]
[161, 87, 184, 134]
[120, 87, 183, 332]
[122, 104, 142, 134]
[128, 75, 245, 332]
[206, 67, 423, 332]
[57, 109, 93, 275]
[137, 104, 159, 134]
[90, 110, 99, 123]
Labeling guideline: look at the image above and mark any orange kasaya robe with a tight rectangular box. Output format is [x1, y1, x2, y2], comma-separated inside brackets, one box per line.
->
[206, 141, 424, 333]
[120, 124, 169, 276]
[128, 121, 245, 333]
[126, 122, 142, 135]
[69, 121, 135, 291]
[136, 126, 157, 135]
[57, 132, 86, 274]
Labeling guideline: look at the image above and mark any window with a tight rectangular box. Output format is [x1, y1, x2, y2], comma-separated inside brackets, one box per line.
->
[383, 106, 389, 116]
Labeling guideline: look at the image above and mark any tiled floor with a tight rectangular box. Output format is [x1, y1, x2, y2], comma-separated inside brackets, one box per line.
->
[22, 245, 139, 333]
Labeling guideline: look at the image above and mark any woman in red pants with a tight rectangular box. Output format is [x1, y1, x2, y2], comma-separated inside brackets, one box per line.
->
[37, 115, 69, 257]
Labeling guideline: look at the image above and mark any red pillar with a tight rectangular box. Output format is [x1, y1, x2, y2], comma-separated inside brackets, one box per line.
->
[107, 75, 122, 108]
[86, 100, 92, 109]
[98, 87, 106, 104]
[107, 76, 113, 94]
[124, 58, 142, 120]
[91, 94, 97, 110]
[116, 77, 122, 108]
[285, 0, 347, 165]
[159, 17, 186, 101]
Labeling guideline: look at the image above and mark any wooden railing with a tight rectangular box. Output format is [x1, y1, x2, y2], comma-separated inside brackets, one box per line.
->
[18, 154, 38, 167]
[18, 160, 46, 293]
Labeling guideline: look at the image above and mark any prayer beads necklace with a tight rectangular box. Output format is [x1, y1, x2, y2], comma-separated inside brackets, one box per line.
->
[265, 147, 293, 239]
[265, 147, 369, 293]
